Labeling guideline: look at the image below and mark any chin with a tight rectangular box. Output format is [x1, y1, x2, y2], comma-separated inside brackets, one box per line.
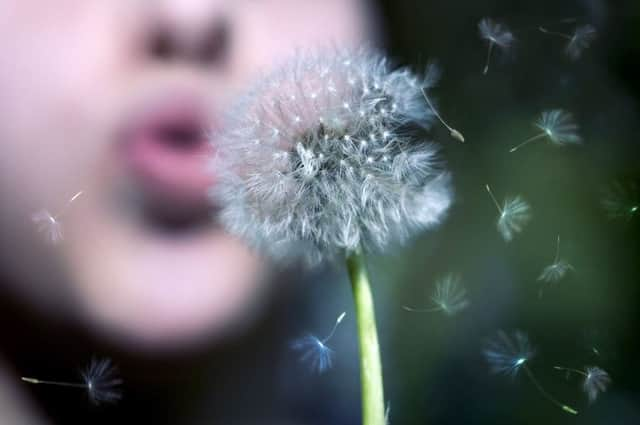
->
[63, 207, 268, 353]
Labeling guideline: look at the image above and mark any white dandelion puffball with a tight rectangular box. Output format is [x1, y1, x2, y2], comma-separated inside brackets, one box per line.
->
[478, 18, 515, 50]
[211, 48, 453, 265]
[536, 109, 582, 146]
[484, 330, 535, 376]
[582, 366, 611, 403]
[82, 357, 123, 405]
[31, 210, 64, 244]
[566, 25, 597, 60]
[497, 196, 532, 242]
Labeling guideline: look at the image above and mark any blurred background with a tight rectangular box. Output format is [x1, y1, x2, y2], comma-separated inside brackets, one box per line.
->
[1, 0, 639, 424]
[370, 0, 640, 424]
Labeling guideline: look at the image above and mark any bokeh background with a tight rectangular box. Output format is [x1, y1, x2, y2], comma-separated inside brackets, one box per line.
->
[370, 0, 640, 423]
[2, 0, 639, 424]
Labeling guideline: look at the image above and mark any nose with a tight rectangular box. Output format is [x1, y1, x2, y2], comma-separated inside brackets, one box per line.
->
[146, 1, 230, 67]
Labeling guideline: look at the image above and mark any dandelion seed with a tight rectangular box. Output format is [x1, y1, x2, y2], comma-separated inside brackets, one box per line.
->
[484, 330, 534, 376]
[602, 181, 639, 221]
[478, 18, 515, 75]
[582, 367, 611, 402]
[291, 312, 346, 374]
[485, 185, 531, 242]
[538, 235, 573, 296]
[538, 259, 573, 284]
[539, 24, 597, 60]
[211, 47, 452, 266]
[31, 191, 84, 244]
[21, 357, 122, 405]
[31, 210, 64, 244]
[509, 110, 581, 153]
[419, 63, 464, 142]
[554, 365, 611, 403]
[484, 331, 578, 415]
[403, 273, 469, 316]
[581, 328, 619, 362]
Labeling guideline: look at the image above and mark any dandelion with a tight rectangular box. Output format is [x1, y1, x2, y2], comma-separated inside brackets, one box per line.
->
[291, 312, 346, 374]
[484, 331, 578, 415]
[31, 191, 83, 244]
[212, 47, 453, 425]
[484, 330, 534, 376]
[21, 357, 122, 405]
[538, 258, 573, 284]
[31, 210, 64, 243]
[509, 110, 581, 153]
[539, 24, 597, 60]
[420, 63, 464, 142]
[485, 185, 532, 242]
[554, 365, 611, 403]
[212, 47, 452, 266]
[403, 273, 469, 316]
[601, 181, 639, 221]
[538, 235, 573, 297]
[478, 18, 515, 75]
[581, 328, 619, 362]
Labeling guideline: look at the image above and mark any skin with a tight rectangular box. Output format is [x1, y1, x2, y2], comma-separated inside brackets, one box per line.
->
[0, 0, 373, 348]
[0, 1, 377, 422]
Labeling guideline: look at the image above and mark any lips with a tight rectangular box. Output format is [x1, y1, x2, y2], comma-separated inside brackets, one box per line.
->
[120, 95, 215, 213]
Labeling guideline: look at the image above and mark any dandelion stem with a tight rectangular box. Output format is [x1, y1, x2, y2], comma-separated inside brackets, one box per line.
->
[554, 235, 561, 263]
[421, 88, 465, 142]
[483, 42, 494, 75]
[554, 366, 588, 377]
[346, 247, 385, 425]
[55, 190, 84, 219]
[539, 27, 573, 40]
[21, 377, 86, 389]
[322, 312, 346, 344]
[523, 365, 579, 415]
[509, 133, 547, 153]
[401, 305, 441, 313]
[485, 185, 503, 214]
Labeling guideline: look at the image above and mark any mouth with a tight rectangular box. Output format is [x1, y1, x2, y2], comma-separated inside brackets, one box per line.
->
[118, 94, 217, 233]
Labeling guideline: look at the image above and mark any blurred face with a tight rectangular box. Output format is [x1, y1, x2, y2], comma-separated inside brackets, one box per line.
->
[0, 0, 373, 349]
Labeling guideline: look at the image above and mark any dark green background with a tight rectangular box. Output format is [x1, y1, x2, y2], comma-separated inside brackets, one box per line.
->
[367, 0, 640, 423]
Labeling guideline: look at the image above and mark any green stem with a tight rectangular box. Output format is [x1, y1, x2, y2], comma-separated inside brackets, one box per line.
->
[346, 247, 386, 425]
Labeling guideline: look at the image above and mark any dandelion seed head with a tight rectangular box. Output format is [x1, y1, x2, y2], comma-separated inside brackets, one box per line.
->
[81, 358, 123, 405]
[31, 210, 64, 244]
[291, 334, 335, 374]
[484, 330, 535, 376]
[212, 47, 452, 265]
[582, 366, 611, 403]
[479, 18, 515, 49]
[538, 259, 573, 283]
[423, 61, 442, 90]
[497, 196, 532, 242]
[536, 109, 582, 146]
[431, 273, 469, 316]
[602, 181, 639, 220]
[566, 25, 597, 60]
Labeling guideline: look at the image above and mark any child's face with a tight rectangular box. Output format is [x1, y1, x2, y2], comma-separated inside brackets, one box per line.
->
[0, 1, 373, 348]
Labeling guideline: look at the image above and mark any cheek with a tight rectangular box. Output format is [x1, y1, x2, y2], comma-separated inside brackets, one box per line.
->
[0, 2, 135, 207]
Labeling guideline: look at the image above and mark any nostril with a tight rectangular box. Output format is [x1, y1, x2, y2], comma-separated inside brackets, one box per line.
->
[146, 18, 230, 66]
[196, 19, 230, 65]
[149, 28, 177, 61]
